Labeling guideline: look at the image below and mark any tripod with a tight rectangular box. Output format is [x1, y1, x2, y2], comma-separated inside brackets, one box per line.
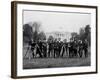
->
[24, 44, 31, 58]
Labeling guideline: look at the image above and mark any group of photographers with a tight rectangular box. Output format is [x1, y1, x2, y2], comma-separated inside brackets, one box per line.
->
[27, 38, 89, 58]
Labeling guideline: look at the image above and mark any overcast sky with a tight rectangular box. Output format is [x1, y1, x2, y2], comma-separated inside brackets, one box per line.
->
[23, 10, 91, 33]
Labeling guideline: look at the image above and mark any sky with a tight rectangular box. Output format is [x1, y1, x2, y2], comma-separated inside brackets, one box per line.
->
[23, 10, 91, 34]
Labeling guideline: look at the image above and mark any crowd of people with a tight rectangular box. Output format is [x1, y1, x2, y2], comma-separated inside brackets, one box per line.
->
[25, 39, 89, 58]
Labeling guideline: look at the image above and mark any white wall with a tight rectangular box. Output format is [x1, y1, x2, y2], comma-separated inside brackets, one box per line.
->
[0, 0, 99, 80]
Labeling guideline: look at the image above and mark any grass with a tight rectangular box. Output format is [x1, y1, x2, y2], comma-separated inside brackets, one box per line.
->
[23, 57, 90, 69]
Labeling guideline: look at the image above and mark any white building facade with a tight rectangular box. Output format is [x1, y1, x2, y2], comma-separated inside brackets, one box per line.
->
[46, 31, 71, 42]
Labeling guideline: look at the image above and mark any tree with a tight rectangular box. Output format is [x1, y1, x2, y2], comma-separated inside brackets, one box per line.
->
[31, 22, 42, 42]
[85, 25, 91, 34]
[23, 21, 42, 43]
[84, 25, 91, 45]
[38, 32, 46, 41]
[32, 22, 41, 32]
[79, 27, 85, 36]
[71, 32, 78, 40]
[33, 31, 38, 42]
[63, 39, 67, 43]
[78, 25, 91, 46]
[23, 24, 33, 43]
[48, 35, 54, 42]
[79, 27, 85, 41]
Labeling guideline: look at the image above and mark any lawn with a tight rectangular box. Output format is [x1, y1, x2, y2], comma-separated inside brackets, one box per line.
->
[23, 56, 90, 69]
